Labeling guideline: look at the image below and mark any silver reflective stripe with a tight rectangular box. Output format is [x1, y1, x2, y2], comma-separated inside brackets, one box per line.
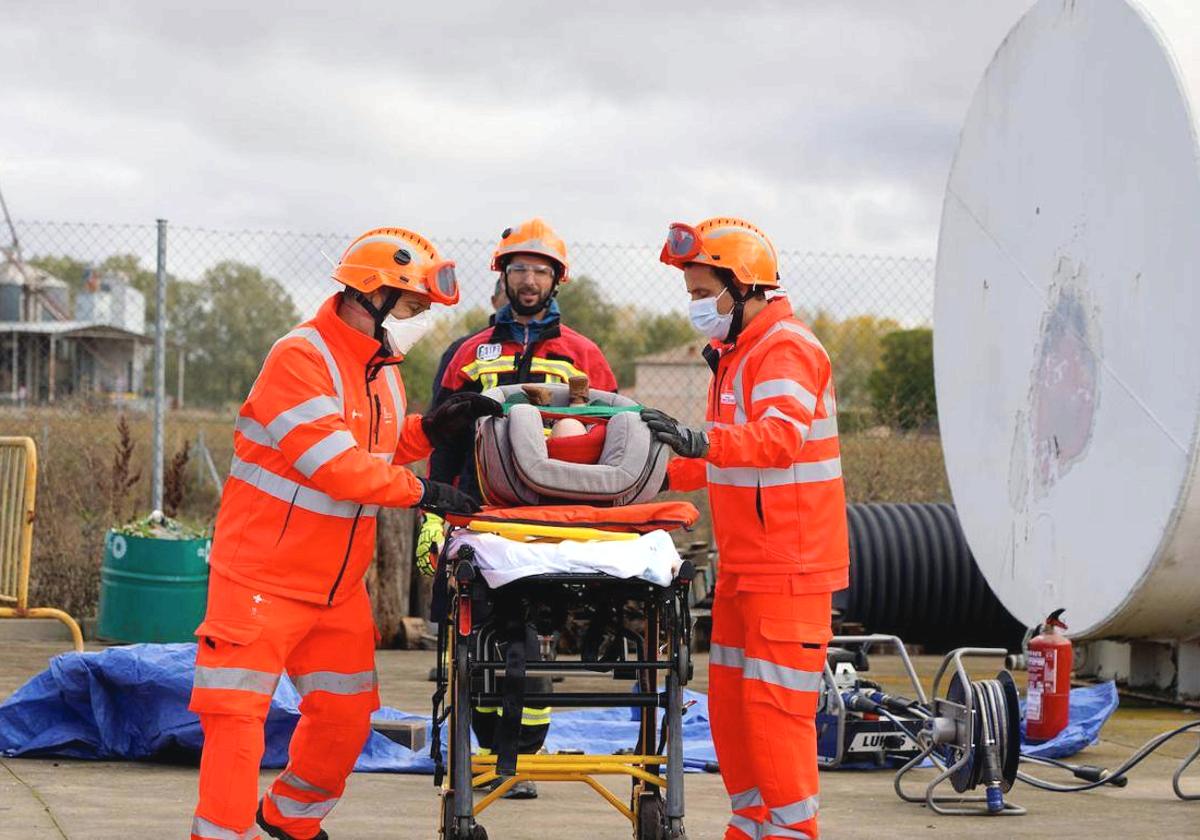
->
[286, 327, 344, 409]
[751, 379, 817, 412]
[707, 464, 756, 487]
[194, 666, 279, 696]
[773, 320, 827, 356]
[266, 395, 342, 442]
[235, 396, 344, 454]
[498, 237, 551, 256]
[229, 456, 373, 519]
[770, 795, 820, 827]
[730, 325, 763, 425]
[353, 233, 417, 250]
[234, 415, 275, 448]
[709, 643, 745, 669]
[370, 451, 393, 461]
[706, 458, 842, 488]
[728, 814, 761, 839]
[292, 669, 378, 697]
[191, 815, 259, 840]
[743, 657, 822, 692]
[384, 365, 406, 417]
[794, 458, 841, 482]
[821, 385, 837, 417]
[731, 321, 826, 424]
[730, 787, 764, 811]
[267, 790, 339, 819]
[808, 416, 838, 441]
[294, 430, 356, 478]
[278, 768, 333, 796]
[703, 225, 775, 256]
[761, 825, 813, 839]
[762, 407, 809, 438]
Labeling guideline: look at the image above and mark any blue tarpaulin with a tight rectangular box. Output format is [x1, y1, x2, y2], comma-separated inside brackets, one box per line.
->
[0, 644, 1113, 771]
[1020, 680, 1119, 759]
[0, 644, 714, 772]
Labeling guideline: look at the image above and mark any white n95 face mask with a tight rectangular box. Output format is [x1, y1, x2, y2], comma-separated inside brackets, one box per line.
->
[688, 289, 734, 341]
[384, 309, 434, 355]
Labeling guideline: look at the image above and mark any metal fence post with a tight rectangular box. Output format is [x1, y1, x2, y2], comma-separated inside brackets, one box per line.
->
[152, 218, 167, 513]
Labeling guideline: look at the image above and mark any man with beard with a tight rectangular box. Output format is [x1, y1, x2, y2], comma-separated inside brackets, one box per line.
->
[424, 217, 617, 799]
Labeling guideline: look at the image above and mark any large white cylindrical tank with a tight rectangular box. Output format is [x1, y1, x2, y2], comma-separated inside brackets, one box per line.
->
[935, 0, 1200, 640]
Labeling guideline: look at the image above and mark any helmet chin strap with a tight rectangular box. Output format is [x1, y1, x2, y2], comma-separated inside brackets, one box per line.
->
[721, 279, 753, 344]
[348, 288, 401, 344]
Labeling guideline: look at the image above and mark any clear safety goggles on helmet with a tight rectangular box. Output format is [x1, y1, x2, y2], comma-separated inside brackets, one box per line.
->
[659, 222, 703, 267]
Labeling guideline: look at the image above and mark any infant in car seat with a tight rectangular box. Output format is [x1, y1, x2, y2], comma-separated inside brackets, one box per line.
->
[524, 377, 600, 462]
[474, 380, 668, 507]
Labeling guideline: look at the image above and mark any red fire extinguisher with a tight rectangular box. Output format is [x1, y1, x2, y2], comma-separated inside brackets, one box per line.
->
[1026, 608, 1072, 742]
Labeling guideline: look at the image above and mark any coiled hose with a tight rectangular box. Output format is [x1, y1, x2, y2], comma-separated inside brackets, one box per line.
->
[839, 503, 1024, 648]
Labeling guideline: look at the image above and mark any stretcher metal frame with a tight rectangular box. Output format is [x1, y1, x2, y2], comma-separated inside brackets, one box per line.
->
[432, 539, 695, 840]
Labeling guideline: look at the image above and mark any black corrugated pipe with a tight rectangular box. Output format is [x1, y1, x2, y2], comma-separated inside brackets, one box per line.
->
[836, 503, 1025, 650]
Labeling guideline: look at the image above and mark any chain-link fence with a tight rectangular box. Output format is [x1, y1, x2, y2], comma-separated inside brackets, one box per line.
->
[0, 219, 948, 617]
[2, 218, 947, 502]
[3, 219, 935, 414]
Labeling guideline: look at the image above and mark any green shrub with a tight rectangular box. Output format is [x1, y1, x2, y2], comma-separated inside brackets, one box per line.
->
[868, 328, 936, 430]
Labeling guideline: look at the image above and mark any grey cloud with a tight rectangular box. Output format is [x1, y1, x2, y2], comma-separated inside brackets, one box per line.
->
[1, 0, 1034, 253]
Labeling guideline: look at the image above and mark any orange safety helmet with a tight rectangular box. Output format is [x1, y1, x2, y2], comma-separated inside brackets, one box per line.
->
[332, 227, 460, 306]
[490, 217, 570, 282]
[659, 216, 779, 288]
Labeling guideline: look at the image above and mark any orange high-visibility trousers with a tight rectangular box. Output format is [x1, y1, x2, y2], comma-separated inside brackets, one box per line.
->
[709, 578, 832, 840]
[188, 572, 380, 840]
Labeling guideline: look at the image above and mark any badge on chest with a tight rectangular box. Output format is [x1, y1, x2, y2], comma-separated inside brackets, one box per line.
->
[720, 391, 737, 406]
[477, 343, 503, 362]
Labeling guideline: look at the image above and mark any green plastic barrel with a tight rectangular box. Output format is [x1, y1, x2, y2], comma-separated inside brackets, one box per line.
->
[97, 530, 211, 643]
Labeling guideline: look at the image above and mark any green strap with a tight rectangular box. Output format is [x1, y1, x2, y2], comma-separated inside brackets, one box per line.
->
[501, 396, 642, 418]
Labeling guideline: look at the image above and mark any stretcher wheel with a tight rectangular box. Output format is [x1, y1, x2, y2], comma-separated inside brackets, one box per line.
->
[636, 793, 665, 840]
[440, 792, 486, 840]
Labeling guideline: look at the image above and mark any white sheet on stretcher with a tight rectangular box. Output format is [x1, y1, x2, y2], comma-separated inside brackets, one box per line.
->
[448, 529, 683, 588]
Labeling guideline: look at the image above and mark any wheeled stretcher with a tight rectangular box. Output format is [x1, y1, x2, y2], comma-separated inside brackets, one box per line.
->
[430, 384, 699, 840]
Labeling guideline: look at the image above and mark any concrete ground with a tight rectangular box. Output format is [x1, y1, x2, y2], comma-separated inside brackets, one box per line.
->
[1, 638, 1197, 839]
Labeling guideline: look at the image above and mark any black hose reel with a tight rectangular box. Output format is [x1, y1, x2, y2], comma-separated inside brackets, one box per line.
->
[894, 648, 1026, 816]
[822, 641, 1200, 815]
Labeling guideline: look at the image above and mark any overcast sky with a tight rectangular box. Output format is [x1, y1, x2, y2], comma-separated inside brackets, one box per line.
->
[2, 1, 1034, 257]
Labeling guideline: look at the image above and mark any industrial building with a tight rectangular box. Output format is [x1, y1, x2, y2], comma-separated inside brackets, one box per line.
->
[0, 259, 152, 404]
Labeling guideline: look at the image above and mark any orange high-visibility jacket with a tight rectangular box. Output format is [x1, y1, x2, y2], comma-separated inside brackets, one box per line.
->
[208, 293, 432, 606]
[668, 299, 849, 592]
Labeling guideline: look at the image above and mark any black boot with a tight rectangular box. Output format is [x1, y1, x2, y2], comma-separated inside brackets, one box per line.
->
[256, 801, 329, 840]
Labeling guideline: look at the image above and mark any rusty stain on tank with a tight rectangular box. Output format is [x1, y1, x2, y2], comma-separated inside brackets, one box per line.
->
[1028, 256, 1100, 495]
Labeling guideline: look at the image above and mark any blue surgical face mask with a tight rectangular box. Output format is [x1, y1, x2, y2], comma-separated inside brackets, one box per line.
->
[688, 289, 734, 340]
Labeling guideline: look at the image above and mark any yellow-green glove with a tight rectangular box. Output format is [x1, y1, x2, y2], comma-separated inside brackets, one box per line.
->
[416, 512, 446, 577]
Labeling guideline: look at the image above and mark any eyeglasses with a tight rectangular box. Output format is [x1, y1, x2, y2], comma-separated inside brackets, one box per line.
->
[505, 262, 556, 280]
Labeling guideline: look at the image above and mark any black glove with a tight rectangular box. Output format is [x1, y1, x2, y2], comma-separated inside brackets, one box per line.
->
[417, 478, 481, 516]
[641, 408, 709, 459]
[421, 392, 504, 448]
